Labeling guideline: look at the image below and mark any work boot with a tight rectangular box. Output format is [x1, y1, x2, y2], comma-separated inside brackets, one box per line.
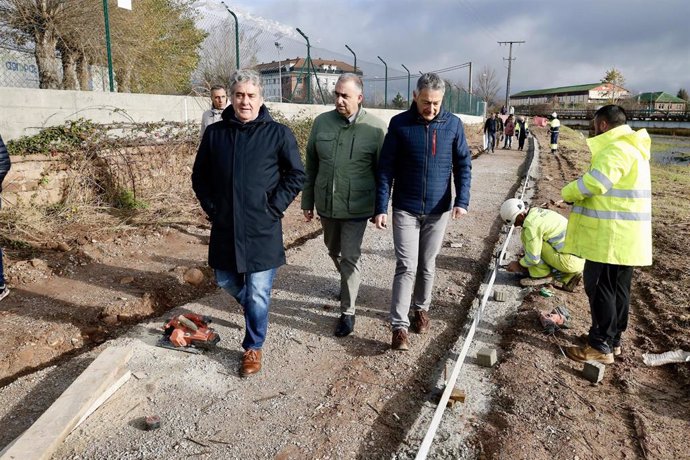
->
[334, 314, 355, 337]
[564, 345, 614, 365]
[410, 310, 430, 334]
[391, 329, 409, 351]
[519, 276, 553, 287]
[561, 273, 583, 292]
[240, 349, 262, 377]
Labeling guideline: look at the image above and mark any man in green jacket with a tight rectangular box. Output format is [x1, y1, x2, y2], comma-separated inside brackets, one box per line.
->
[302, 73, 387, 337]
[561, 105, 652, 364]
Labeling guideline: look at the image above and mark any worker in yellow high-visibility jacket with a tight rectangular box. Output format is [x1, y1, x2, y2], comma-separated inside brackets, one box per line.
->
[548, 112, 560, 154]
[500, 199, 584, 291]
[560, 105, 652, 365]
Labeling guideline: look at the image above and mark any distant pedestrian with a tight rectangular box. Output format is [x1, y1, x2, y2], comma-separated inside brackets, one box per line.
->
[548, 112, 560, 153]
[200, 85, 228, 139]
[483, 113, 497, 153]
[192, 69, 305, 377]
[301, 73, 386, 337]
[496, 114, 505, 145]
[0, 134, 10, 302]
[503, 115, 515, 149]
[561, 105, 652, 365]
[515, 116, 528, 150]
[375, 72, 472, 351]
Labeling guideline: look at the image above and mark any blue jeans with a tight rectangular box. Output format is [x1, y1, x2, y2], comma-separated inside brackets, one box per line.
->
[215, 268, 277, 350]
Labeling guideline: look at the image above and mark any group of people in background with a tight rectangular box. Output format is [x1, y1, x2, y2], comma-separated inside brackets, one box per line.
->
[194, 70, 471, 376]
[483, 112, 529, 152]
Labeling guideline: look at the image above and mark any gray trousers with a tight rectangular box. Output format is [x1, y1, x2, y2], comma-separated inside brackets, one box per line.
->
[321, 216, 368, 316]
[390, 208, 450, 330]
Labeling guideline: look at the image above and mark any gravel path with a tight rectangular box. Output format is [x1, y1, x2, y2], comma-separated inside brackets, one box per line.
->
[0, 144, 530, 460]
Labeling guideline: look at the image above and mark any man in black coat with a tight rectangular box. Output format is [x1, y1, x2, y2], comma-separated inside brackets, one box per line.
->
[0, 134, 10, 301]
[192, 69, 305, 377]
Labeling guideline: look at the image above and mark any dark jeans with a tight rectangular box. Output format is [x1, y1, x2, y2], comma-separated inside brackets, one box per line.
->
[584, 260, 633, 354]
[215, 268, 277, 350]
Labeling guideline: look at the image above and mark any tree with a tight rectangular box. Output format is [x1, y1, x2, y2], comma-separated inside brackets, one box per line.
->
[474, 65, 500, 105]
[601, 67, 626, 103]
[392, 92, 406, 109]
[109, 0, 206, 94]
[677, 88, 688, 101]
[0, 0, 69, 88]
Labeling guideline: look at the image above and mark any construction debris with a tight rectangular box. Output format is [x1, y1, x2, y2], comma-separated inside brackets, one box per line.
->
[0, 346, 133, 460]
[583, 360, 605, 383]
[477, 348, 498, 367]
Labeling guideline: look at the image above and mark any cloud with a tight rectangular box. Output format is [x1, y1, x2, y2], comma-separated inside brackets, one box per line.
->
[222, 0, 689, 94]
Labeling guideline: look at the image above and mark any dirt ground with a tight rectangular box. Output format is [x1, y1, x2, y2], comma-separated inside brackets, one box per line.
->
[476, 127, 690, 460]
[1, 124, 688, 459]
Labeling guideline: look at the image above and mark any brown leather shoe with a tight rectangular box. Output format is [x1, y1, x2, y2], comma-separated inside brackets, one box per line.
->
[391, 329, 409, 351]
[411, 310, 430, 334]
[240, 349, 262, 377]
[564, 345, 613, 364]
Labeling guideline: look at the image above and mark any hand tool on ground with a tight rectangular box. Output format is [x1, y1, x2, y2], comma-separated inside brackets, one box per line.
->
[156, 313, 220, 354]
[539, 305, 571, 334]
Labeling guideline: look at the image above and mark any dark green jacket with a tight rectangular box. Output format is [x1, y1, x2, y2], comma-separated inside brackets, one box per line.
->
[302, 108, 386, 219]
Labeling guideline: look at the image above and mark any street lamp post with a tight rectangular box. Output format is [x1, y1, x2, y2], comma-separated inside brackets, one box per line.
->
[296, 28, 311, 104]
[377, 55, 388, 109]
[401, 64, 410, 106]
[345, 44, 357, 74]
[221, 2, 240, 70]
[274, 41, 283, 102]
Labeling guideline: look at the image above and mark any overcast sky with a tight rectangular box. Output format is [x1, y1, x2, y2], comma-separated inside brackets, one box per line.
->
[208, 0, 689, 98]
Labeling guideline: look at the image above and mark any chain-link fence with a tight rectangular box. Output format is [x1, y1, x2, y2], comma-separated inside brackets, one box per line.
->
[0, 1, 483, 116]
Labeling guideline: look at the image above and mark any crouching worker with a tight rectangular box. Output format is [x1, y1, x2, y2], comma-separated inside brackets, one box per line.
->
[500, 198, 584, 291]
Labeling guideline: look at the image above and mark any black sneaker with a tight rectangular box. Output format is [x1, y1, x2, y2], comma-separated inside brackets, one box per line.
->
[334, 314, 355, 337]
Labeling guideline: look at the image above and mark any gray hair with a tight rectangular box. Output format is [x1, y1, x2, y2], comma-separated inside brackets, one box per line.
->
[336, 73, 363, 93]
[229, 69, 263, 95]
[416, 72, 446, 95]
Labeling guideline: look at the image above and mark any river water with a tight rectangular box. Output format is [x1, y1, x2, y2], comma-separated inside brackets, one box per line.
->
[575, 130, 690, 166]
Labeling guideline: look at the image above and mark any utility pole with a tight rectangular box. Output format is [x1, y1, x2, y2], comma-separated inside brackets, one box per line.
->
[498, 40, 525, 111]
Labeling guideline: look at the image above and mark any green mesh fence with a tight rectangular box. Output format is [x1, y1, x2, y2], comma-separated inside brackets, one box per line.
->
[0, 1, 483, 116]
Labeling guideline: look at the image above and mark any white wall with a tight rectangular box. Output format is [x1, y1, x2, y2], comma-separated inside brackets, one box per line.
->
[0, 87, 484, 141]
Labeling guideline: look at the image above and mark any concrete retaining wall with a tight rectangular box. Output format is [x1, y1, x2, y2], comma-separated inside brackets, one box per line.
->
[0, 87, 484, 141]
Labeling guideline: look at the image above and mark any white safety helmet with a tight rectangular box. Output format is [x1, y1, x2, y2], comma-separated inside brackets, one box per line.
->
[551, 112, 558, 118]
[500, 198, 526, 225]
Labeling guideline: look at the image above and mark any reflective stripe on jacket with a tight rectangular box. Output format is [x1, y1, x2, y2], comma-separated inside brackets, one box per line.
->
[519, 208, 568, 268]
[549, 118, 560, 132]
[561, 124, 652, 266]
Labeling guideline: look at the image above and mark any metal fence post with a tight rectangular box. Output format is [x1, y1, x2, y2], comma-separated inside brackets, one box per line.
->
[401, 64, 410, 106]
[102, 0, 115, 92]
[221, 2, 240, 70]
[377, 56, 387, 109]
[345, 44, 357, 74]
[296, 28, 311, 104]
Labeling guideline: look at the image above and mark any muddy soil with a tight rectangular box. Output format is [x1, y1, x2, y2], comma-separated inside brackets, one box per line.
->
[477, 127, 690, 460]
